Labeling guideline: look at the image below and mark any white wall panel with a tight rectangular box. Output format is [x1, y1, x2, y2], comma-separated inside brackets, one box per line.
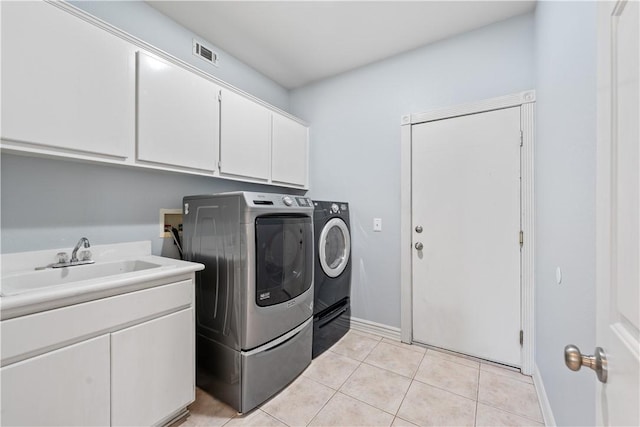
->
[533, 2, 597, 425]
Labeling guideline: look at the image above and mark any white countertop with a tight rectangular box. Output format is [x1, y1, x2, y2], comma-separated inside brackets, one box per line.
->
[1, 241, 204, 320]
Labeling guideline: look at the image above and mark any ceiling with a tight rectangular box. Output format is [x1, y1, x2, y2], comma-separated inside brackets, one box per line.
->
[146, 1, 536, 89]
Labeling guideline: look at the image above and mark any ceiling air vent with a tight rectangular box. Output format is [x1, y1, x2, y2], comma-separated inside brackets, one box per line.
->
[193, 39, 218, 66]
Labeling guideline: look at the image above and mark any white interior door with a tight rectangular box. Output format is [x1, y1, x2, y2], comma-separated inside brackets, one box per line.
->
[411, 107, 522, 367]
[595, 1, 640, 425]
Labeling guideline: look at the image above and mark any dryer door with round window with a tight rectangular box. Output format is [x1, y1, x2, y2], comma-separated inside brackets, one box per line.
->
[319, 218, 351, 278]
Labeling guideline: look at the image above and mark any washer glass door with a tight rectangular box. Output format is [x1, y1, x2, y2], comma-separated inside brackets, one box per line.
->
[255, 215, 313, 307]
[319, 218, 351, 278]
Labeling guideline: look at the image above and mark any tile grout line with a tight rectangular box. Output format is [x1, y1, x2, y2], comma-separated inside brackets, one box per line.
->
[258, 375, 328, 427]
[259, 409, 293, 427]
[477, 370, 544, 423]
[427, 351, 482, 370]
[260, 405, 294, 427]
[334, 338, 417, 420]
[361, 351, 425, 380]
[332, 339, 406, 424]
[339, 338, 423, 420]
[475, 400, 545, 425]
[304, 355, 365, 426]
[411, 376, 479, 402]
[304, 386, 340, 427]
[335, 389, 402, 419]
[389, 345, 430, 424]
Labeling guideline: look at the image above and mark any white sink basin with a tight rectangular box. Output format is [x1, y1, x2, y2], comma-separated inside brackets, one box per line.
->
[1, 260, 163, 297]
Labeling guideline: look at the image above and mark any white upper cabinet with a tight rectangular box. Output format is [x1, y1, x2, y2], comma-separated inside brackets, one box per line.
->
[1, 1, 309, 189]
[0, 1, 135, 158]
[137, 52, 219, 173]
[219, 89, 272, 181]
[271, 113, 309, 188]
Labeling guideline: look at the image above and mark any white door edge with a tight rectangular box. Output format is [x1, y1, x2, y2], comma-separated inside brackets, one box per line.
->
[399, 91, 536, 375]
[595, 1, 640, 425]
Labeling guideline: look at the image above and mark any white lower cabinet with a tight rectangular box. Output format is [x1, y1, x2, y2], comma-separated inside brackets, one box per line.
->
[111, 308, 194, 426]
[0, 279, 195, 426]
[0, 335, 111, 427]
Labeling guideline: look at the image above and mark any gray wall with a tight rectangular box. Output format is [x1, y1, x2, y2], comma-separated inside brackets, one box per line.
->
[534, 2, 597, 425]
[0, 154, 296, 256]
[70, 0, 289, 111]
[290, 14, 535, 328]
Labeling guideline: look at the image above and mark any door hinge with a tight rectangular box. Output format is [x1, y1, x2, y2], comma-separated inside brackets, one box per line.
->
[217, 90, 222, 102]
[519, 230, 524, 248]
[520, 330, 524, 346]
[218, 161, 222, 170]
[520, 130, 524, 147]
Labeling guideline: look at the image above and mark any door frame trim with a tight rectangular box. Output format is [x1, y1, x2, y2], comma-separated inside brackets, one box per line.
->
[399, 90, 536, 375]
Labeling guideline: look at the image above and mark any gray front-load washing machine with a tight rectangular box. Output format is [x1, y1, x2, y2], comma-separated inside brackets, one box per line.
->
[182, 192, 314, 413]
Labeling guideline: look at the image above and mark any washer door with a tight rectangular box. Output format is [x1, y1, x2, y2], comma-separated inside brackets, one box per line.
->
[255, 215, 313, 307]
[319, 218, 351, 278]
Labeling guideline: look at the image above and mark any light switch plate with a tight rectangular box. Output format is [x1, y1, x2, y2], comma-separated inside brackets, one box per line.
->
[373, 218, 382, 232]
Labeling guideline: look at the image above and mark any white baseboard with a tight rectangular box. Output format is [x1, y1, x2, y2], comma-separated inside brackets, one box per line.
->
[349, 316, 401, 341]
[533, 364, 556, 426]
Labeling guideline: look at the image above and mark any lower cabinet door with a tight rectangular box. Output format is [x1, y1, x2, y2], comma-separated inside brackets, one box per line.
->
[0, 335, 110, 426]
[111, 308, 195, 426]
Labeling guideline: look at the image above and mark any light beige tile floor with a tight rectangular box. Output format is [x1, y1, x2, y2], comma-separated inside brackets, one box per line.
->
[182, 330, 544, 427]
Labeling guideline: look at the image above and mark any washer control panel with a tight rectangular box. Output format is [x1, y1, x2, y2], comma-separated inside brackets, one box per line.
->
[295, 197, 312, 207]
[248, 192, 312, 209]
[282, 195, 294, 206]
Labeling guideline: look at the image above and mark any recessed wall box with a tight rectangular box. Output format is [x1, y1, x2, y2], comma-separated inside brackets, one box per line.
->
[193, 39, 218, 66]
[159, 208, 183, 238]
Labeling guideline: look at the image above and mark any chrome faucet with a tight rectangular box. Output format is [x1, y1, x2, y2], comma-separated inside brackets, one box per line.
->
[36, 237, 95, 270]
[71, 237, 91, 263]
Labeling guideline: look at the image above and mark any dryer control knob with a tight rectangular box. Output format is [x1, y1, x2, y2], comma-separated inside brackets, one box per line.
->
[331, 203, 339, 213]
[282, 196, 294, 206]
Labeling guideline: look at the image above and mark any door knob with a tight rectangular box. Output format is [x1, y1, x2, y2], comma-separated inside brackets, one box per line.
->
[415, 225, 423, 233]
[564, 344, 608, 383]
[415, 242, 424, 250]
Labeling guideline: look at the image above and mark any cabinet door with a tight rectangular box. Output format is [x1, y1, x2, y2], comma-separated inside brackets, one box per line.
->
[137, 52, 219, 172]
[272, 113, 309, 187]
[1, 1, 134, 158]
[0, 335, 110, 426]
[220, 89, 271, 181]
[111, 308, 194, 426]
